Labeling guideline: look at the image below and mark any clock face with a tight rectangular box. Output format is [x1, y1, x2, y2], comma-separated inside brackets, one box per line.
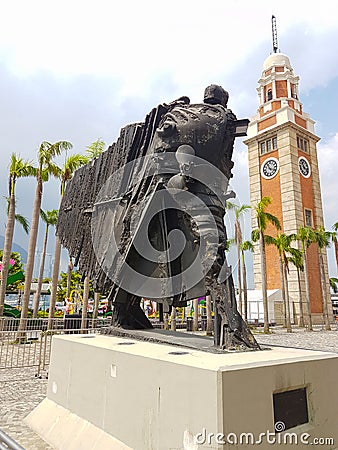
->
[298, 156, 311, 178]
[261, 157, 279, 179]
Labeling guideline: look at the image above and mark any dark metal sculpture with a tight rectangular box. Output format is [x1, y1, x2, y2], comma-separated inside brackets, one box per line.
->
[57, 85, 259, 351]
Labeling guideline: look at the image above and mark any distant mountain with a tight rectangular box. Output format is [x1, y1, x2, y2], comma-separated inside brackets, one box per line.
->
[0, 235, 28, 262]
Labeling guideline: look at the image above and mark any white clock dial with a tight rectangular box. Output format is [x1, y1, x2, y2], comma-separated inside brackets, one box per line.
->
[261, 157, 279, 179]
[298, 156, 311, 178]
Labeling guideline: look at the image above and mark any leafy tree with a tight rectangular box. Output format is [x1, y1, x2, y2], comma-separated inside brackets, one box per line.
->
[0, 154, 35, 316]
[56, 270, 94, 305]
[0, 250, 24, 292]
[252, 196, 281, 333]
[19, 141, 72, 332]
[32, 209, 58, 317]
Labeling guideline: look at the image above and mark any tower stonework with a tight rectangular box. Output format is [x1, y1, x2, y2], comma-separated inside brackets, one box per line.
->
[244, 52, 331, 324]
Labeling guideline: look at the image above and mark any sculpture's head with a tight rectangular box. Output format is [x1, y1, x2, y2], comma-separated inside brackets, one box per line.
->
[204, 85, 229, 107]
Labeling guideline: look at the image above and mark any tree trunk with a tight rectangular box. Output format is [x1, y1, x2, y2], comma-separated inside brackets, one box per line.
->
[279, 256, 287, 327]
[283, 263, 292, 332]
[163, 312, 169, 330]
[32, 225, 48, 318]
[260, 232, 269, 333]
[237, 239, 242, 316]
[241, 251, 248, 323]
[297, 269, 305, 327]
[206, 294, 213, 335]
[193, 298, 199, 331]
[0, 193, 16, 316]
[48, 235, 61, 330]
[170, 306, 176, 331]
[66, 257, 73, 299]
[319, 252, 331, 331]
[81, 276, 90, 332]
[92, 291, 100, 326]
[303, 248, 313, 331]
[19, 177, 42, 335]
[334, 239, 338, 270]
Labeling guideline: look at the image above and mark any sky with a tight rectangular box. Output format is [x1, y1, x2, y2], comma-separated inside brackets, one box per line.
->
[0, 0, 337, 285]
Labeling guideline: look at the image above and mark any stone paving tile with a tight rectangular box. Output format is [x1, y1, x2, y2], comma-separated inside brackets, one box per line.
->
[0, 367, 53, 450]
[255, 324, 338, 353]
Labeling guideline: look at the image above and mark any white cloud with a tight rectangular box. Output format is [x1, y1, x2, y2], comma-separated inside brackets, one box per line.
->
[0, 0, 338, 277]
[1, 0, 338, 94]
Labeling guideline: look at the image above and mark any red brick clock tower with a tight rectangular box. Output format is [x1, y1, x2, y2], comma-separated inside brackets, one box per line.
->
[244, 39, 331, 324]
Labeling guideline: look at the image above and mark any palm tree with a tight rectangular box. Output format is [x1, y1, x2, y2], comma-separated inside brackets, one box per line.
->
[251, 196, 281, 333]
[265, 233, 297, 332]
[19, 141, 72, 333]
[85, 138, 106, 159]
[85, 140, 105, 313]
[296, 226, 316, 331]
[288, 249, 305, 327]
[240, 240, 254, 323]
[48, 153, 88, 327]
[332, 222, 338, 270]
[32, 209, 58, 318]
[227, 203, 251, 315]
[0, 154, 35, 317]
[314, 226, 332, 331]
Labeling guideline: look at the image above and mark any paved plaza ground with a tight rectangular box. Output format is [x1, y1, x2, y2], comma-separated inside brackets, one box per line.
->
[1, 325, 338, 449]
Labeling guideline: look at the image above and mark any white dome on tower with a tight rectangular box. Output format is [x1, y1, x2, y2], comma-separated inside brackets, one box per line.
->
[262, 52, 292, 71]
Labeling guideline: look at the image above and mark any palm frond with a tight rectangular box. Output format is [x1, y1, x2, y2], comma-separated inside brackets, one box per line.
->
[330, 277, 338, 293]
[264, 234, 276, 246]
[15, 214, 29, 234]
[241, 240, 254, 252]
[63, 154, 88, 182]
[85, 139, 106, 159]
[265, 212, 281, 230]
[314, 226, 332, 249]
[251, 228, 260, 242]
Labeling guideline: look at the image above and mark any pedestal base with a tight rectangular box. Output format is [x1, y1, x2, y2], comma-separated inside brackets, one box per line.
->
[26, 334, 338, 449]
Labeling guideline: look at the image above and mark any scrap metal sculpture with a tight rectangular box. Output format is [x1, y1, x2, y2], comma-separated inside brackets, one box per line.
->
[57, 85, 259, 351]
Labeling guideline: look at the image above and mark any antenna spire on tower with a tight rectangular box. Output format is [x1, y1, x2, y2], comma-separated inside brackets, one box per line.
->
[272, 15, 278, 53]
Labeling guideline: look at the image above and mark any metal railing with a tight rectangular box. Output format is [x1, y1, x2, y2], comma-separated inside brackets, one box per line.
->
[0, 428, 25, 450]
[0, 317, 112, 376]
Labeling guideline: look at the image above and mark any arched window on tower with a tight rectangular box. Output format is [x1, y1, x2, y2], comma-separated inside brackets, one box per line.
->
[267, 89, 273, 101]
[291, 84, 298, 99]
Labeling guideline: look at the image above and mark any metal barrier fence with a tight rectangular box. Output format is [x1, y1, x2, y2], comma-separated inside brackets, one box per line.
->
[0, 317, 112, 377]
[0, 428, 25, 450]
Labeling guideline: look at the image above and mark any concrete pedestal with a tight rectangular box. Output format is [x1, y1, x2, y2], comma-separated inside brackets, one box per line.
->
[26, 334, 338, 449]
